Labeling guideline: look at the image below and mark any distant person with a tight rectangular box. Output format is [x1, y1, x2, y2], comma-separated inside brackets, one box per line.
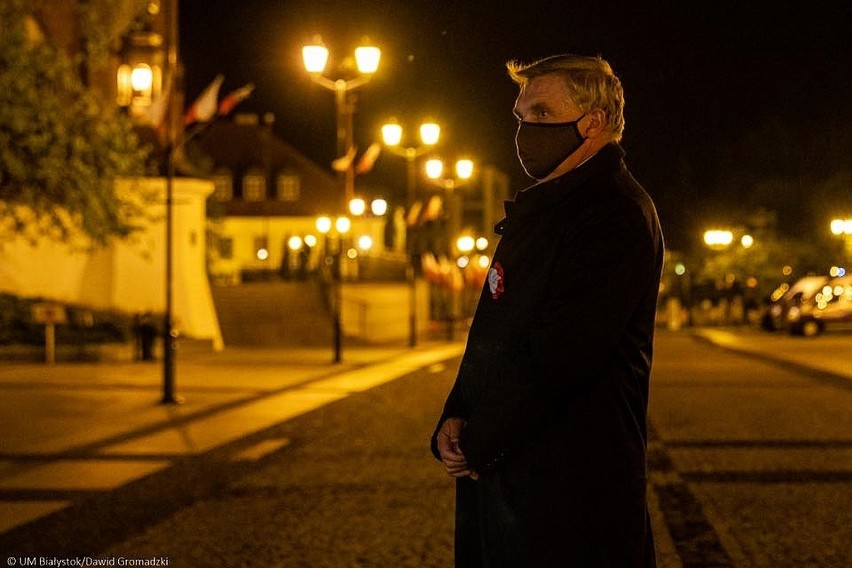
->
[134, 312, 158, 361]
[431, 54, 664, 566]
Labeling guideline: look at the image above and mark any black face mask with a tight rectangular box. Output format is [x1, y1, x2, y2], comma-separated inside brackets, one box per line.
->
[515, 115, 586, 180]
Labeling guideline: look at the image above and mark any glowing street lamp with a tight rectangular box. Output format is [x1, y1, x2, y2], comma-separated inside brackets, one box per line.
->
[302, 36, 381, 206]
[316, 215, 352, 363]
[830, 217, 852, 265]
[456, 235, 475, 254]
[302, 44, 330, 73]
[288, 235, 304, 251]
[370, 198, 388, 216]
[381, 119, 441, 206]
[316, 216, 332, 235]
[425, 158, 475, 190]
[335, 216, 351, 234]
[348, 197, 367, 216]
[357, 235, 374, 251]
[830, 218, 852, 236]
[455, 159, 474, 180]
[703, 229, 734, 248]
[382, 119, 442, 348]
[425, 158, 444, 180]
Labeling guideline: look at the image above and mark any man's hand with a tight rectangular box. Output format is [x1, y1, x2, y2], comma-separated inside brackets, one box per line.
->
[436, 417, 479, 480]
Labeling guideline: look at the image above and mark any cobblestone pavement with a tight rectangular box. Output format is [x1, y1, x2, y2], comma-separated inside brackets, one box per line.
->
[98, 360, 459, 567]
[648, 332, 852, 568]
[2, 329, 851, 567]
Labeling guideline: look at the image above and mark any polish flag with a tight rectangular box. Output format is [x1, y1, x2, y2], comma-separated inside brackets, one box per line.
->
[183, 74, 224, 125]
[218, 83, 255, 116]
[331, 146, 357, 172]
[145, 71, 172, 130]
[355, 143, 382, 174]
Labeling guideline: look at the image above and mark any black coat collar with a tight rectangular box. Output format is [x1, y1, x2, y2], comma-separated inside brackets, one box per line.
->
[496, 143, 626, 234]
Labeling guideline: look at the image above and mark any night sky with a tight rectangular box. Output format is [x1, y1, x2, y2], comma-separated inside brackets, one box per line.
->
[179, 0, 852, 250]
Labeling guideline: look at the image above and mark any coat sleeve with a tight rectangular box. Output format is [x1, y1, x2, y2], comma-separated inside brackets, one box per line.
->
[429, 374, 468, 460]
[459, 200, 659, 471]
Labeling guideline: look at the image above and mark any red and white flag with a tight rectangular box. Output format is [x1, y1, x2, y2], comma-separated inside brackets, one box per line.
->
[355, 142, 382, 174]
[183, 74, 224, 125]
[422, 195, 443, 221]
[218, 83, 255, 116]
[331, 146, 357, 172]
[144, 70, 172, 130]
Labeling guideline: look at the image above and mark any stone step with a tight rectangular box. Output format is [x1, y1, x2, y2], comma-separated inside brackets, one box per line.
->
[211, 281, 333, 346]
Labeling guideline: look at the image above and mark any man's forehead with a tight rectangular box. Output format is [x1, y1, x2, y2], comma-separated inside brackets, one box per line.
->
[515, 75, 576, 110]
[520, 74, 571, 98]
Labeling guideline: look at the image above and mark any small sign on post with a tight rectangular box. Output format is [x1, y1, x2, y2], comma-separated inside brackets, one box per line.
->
[32, 302, 68, 364]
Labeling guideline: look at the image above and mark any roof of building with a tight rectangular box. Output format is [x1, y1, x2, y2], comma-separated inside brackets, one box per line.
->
[190, 118, 344, 216]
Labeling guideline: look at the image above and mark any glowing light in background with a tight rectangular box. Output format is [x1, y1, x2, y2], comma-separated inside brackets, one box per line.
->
[349, 198, 366, 216]
[357, 235, 373, 251]
[287, 236, 303, 251]
[704, 230, 734, 247]
[371, 198, 388, 216]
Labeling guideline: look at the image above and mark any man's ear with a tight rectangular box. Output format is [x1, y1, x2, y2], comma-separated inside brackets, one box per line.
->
[584, 108, 608, 138]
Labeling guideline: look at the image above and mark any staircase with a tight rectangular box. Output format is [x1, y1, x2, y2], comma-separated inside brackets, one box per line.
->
[211, 280, 333, 347]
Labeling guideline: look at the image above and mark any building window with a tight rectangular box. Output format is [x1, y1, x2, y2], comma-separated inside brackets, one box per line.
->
[218, 237, 234, 259]
[276, 173, 301, 202]
[213, 172, 233, 201]
[243, 173, 266, 201]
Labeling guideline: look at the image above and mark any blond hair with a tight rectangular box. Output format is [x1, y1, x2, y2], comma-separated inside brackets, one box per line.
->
[507, 54, 625, 141]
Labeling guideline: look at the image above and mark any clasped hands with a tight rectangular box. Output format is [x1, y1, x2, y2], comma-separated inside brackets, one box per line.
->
[437, 417, 479, 480]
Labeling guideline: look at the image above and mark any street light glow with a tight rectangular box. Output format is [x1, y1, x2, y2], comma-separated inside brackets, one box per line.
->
[335, 216, 351, 234]
[456, 159, 474, 180]
[302, 43, 329, 73]
[420, 123, 441, 145]
[288, 236, 303, 251]
[425, 158, 444, 179]
[371, 198, 388, 216]
[316, 216, 332, 234]
[704, 229, 734, 247]
[357, 235, 373, 251]
[130, 63, 154, 92]
[354, 43, 381, 74]
[304, 234, 318, 247]
[476, 237, 489, 251]
[381, 122, 403, 146]
[457, 235, 475, 253]
[831, 218, 852, 235]
[349, 198, 366, 216]
[741, 234, 754, 248]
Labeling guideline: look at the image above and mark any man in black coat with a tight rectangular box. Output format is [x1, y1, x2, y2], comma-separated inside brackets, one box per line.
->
[431, 54, 663, 567]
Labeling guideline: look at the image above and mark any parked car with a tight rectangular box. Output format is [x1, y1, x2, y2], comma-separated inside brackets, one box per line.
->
[761, 275, 829, 332]
[786, 275, 852, 336]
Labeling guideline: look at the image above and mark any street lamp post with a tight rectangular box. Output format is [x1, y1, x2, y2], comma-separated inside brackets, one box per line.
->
[381, 120, 441, 347]
[117, 7, 180, 404]
[424, 158, 476, 340]
[425, 157, 475, 252]
[302, 37, 380, 207]
[316, 215, 350, 363]
[381, 120, 441, 207]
